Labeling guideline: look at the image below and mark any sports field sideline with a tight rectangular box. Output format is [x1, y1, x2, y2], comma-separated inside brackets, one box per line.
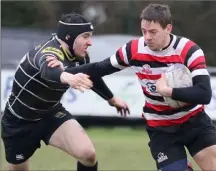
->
[1, 127, 200, 170]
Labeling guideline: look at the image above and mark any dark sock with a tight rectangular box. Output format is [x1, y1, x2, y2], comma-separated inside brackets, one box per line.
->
[77, 161, 98, 171]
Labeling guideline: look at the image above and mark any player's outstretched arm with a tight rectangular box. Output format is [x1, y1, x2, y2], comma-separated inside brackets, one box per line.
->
[46, 56, 130, 116]
[38, 55, 93, 92]
[60, 40, 133, 78]
[64, 57, 122, 78]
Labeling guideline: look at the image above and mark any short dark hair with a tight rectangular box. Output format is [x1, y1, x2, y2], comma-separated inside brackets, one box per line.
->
[60, 12, 89, 24]
[140, 4, 172, 29]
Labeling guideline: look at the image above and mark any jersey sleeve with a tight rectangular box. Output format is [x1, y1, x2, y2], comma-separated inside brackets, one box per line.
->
[110, 40, 133, 69]
[84, 53, 114, 100]
[64, 40, 134, 78]
[183, 42, 209, 78]
[34, 46, 64, 70]
[171, 41, 212, 104]
[34, 47, 64, 83]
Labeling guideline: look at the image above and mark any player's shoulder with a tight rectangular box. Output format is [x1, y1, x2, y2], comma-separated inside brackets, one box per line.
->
[120, 36, 143, 54]
[172, 34, 201, 51]
[34, 36, 65, 61]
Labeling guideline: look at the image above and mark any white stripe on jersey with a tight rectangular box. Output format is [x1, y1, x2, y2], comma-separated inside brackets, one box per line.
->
[145, 97, 169, 106]
[10, 70, 40, 107]
[14, 78, 58, 103]
[187, 49, 204, 67]
[38, 53, 56, 70]
[110, 54, 127, 69]
[169, 34, 177, 47]
[26, 53, 39, 70]
[19, 65, 65, 91]
[11, 95, 59, 111]
[121, 44, 130, 65]
[138, 37, 145, 53]
[143, 104, 202, 120]
[191, 68, 209, 77]
[137, 35, 177, 57]
[175, 37, 190, 56]
[33, 39, 53, 69]
[7, 101, 41, 121]
[39, 60, 63, 83]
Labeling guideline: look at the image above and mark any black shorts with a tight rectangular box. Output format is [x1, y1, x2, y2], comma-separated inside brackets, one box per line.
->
[147, 110, 216, 169]
[1, 107, 74, 164]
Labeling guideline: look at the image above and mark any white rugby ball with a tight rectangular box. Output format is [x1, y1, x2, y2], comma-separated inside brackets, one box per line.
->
[163, 64, 193, 108]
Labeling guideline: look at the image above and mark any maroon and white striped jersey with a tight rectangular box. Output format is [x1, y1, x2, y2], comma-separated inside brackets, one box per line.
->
[109, 34, 209, 127]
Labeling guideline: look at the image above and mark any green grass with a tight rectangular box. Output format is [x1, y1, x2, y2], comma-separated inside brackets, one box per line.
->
[1, 127, 201, 170]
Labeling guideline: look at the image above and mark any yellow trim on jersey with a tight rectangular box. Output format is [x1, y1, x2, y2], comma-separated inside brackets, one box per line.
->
[61, 46, 76, 61]
[41, 47, 65, 61]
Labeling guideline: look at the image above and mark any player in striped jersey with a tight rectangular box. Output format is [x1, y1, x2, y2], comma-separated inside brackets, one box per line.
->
[48, 4, 216, 171]
[1, 13, 130, 171]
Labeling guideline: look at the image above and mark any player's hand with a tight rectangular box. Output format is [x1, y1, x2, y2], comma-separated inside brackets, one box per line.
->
[46, 56, 64, 70]
[60, 72, 93, 93]
[108, 97, 130, 117]
[156, 73, 172, 97]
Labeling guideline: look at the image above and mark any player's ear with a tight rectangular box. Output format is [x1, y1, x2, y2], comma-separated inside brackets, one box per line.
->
[166, 24, 172, 34]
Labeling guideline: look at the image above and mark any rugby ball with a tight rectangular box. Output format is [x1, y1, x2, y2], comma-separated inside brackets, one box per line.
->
[163, 64, 193, 108]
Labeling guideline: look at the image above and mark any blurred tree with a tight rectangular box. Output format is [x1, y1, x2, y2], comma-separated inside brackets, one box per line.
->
[2, 1, 216, 65]
[55, 1, 84, 14]
[34, 1, 59, 28]
[2, 1, 38, 27]
[1, 1, 84, 28]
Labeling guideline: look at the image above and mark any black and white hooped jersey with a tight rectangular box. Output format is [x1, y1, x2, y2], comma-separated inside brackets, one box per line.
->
[6, 36, 89, 121]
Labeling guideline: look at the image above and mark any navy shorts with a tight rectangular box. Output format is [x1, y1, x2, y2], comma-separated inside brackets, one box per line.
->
[1, 107, 74, 164]
[146, 110, 216, 169]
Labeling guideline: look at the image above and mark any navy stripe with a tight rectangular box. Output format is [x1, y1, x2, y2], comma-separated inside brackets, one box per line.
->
[184, 45, 200, 66]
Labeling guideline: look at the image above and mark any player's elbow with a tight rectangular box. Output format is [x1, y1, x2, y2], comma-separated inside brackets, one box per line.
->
[200, 88, 212, 104]
[40, 65, 62, 82]
[203, 92, 212, 104]
[195, 80, 212, 104]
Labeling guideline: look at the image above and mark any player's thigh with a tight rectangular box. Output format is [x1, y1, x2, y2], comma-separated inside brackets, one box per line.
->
[147, 129, 187, 170]
[1, 108, 42, 165]
[43, 109, 95, 160]
[193, 145, 216, 170]
[186, 112, 216, 170]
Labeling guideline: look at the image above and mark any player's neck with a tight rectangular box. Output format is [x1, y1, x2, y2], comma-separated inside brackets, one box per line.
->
[161, 34, 172, 50]
[56, 36, 68, 48]
[55, 35, 72, 56]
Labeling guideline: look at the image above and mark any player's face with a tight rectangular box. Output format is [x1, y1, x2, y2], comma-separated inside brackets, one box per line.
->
[141, 19, 172, 51]
[73, 32, 93, 57]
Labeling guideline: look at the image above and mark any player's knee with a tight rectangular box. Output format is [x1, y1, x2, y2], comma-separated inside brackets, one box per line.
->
[79, 146, 96, 165]
[159, 158, 193, 171]
[8, 160, 29, 171]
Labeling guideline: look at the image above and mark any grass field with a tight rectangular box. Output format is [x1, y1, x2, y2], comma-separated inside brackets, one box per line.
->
[1, 127, 201, 170]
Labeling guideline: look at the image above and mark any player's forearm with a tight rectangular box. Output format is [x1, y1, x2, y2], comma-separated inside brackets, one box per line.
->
[91, 77, 113, 100]
[171, 75, 212, 104]
[65, 58, 120, 78]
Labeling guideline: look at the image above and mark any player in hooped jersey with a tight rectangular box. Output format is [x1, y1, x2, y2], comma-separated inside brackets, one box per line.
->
[1, 13, 130, 171]
[48, 4, 216, 171]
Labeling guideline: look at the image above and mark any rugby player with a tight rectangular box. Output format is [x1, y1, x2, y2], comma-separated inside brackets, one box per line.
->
[1, 12, 130, 171]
